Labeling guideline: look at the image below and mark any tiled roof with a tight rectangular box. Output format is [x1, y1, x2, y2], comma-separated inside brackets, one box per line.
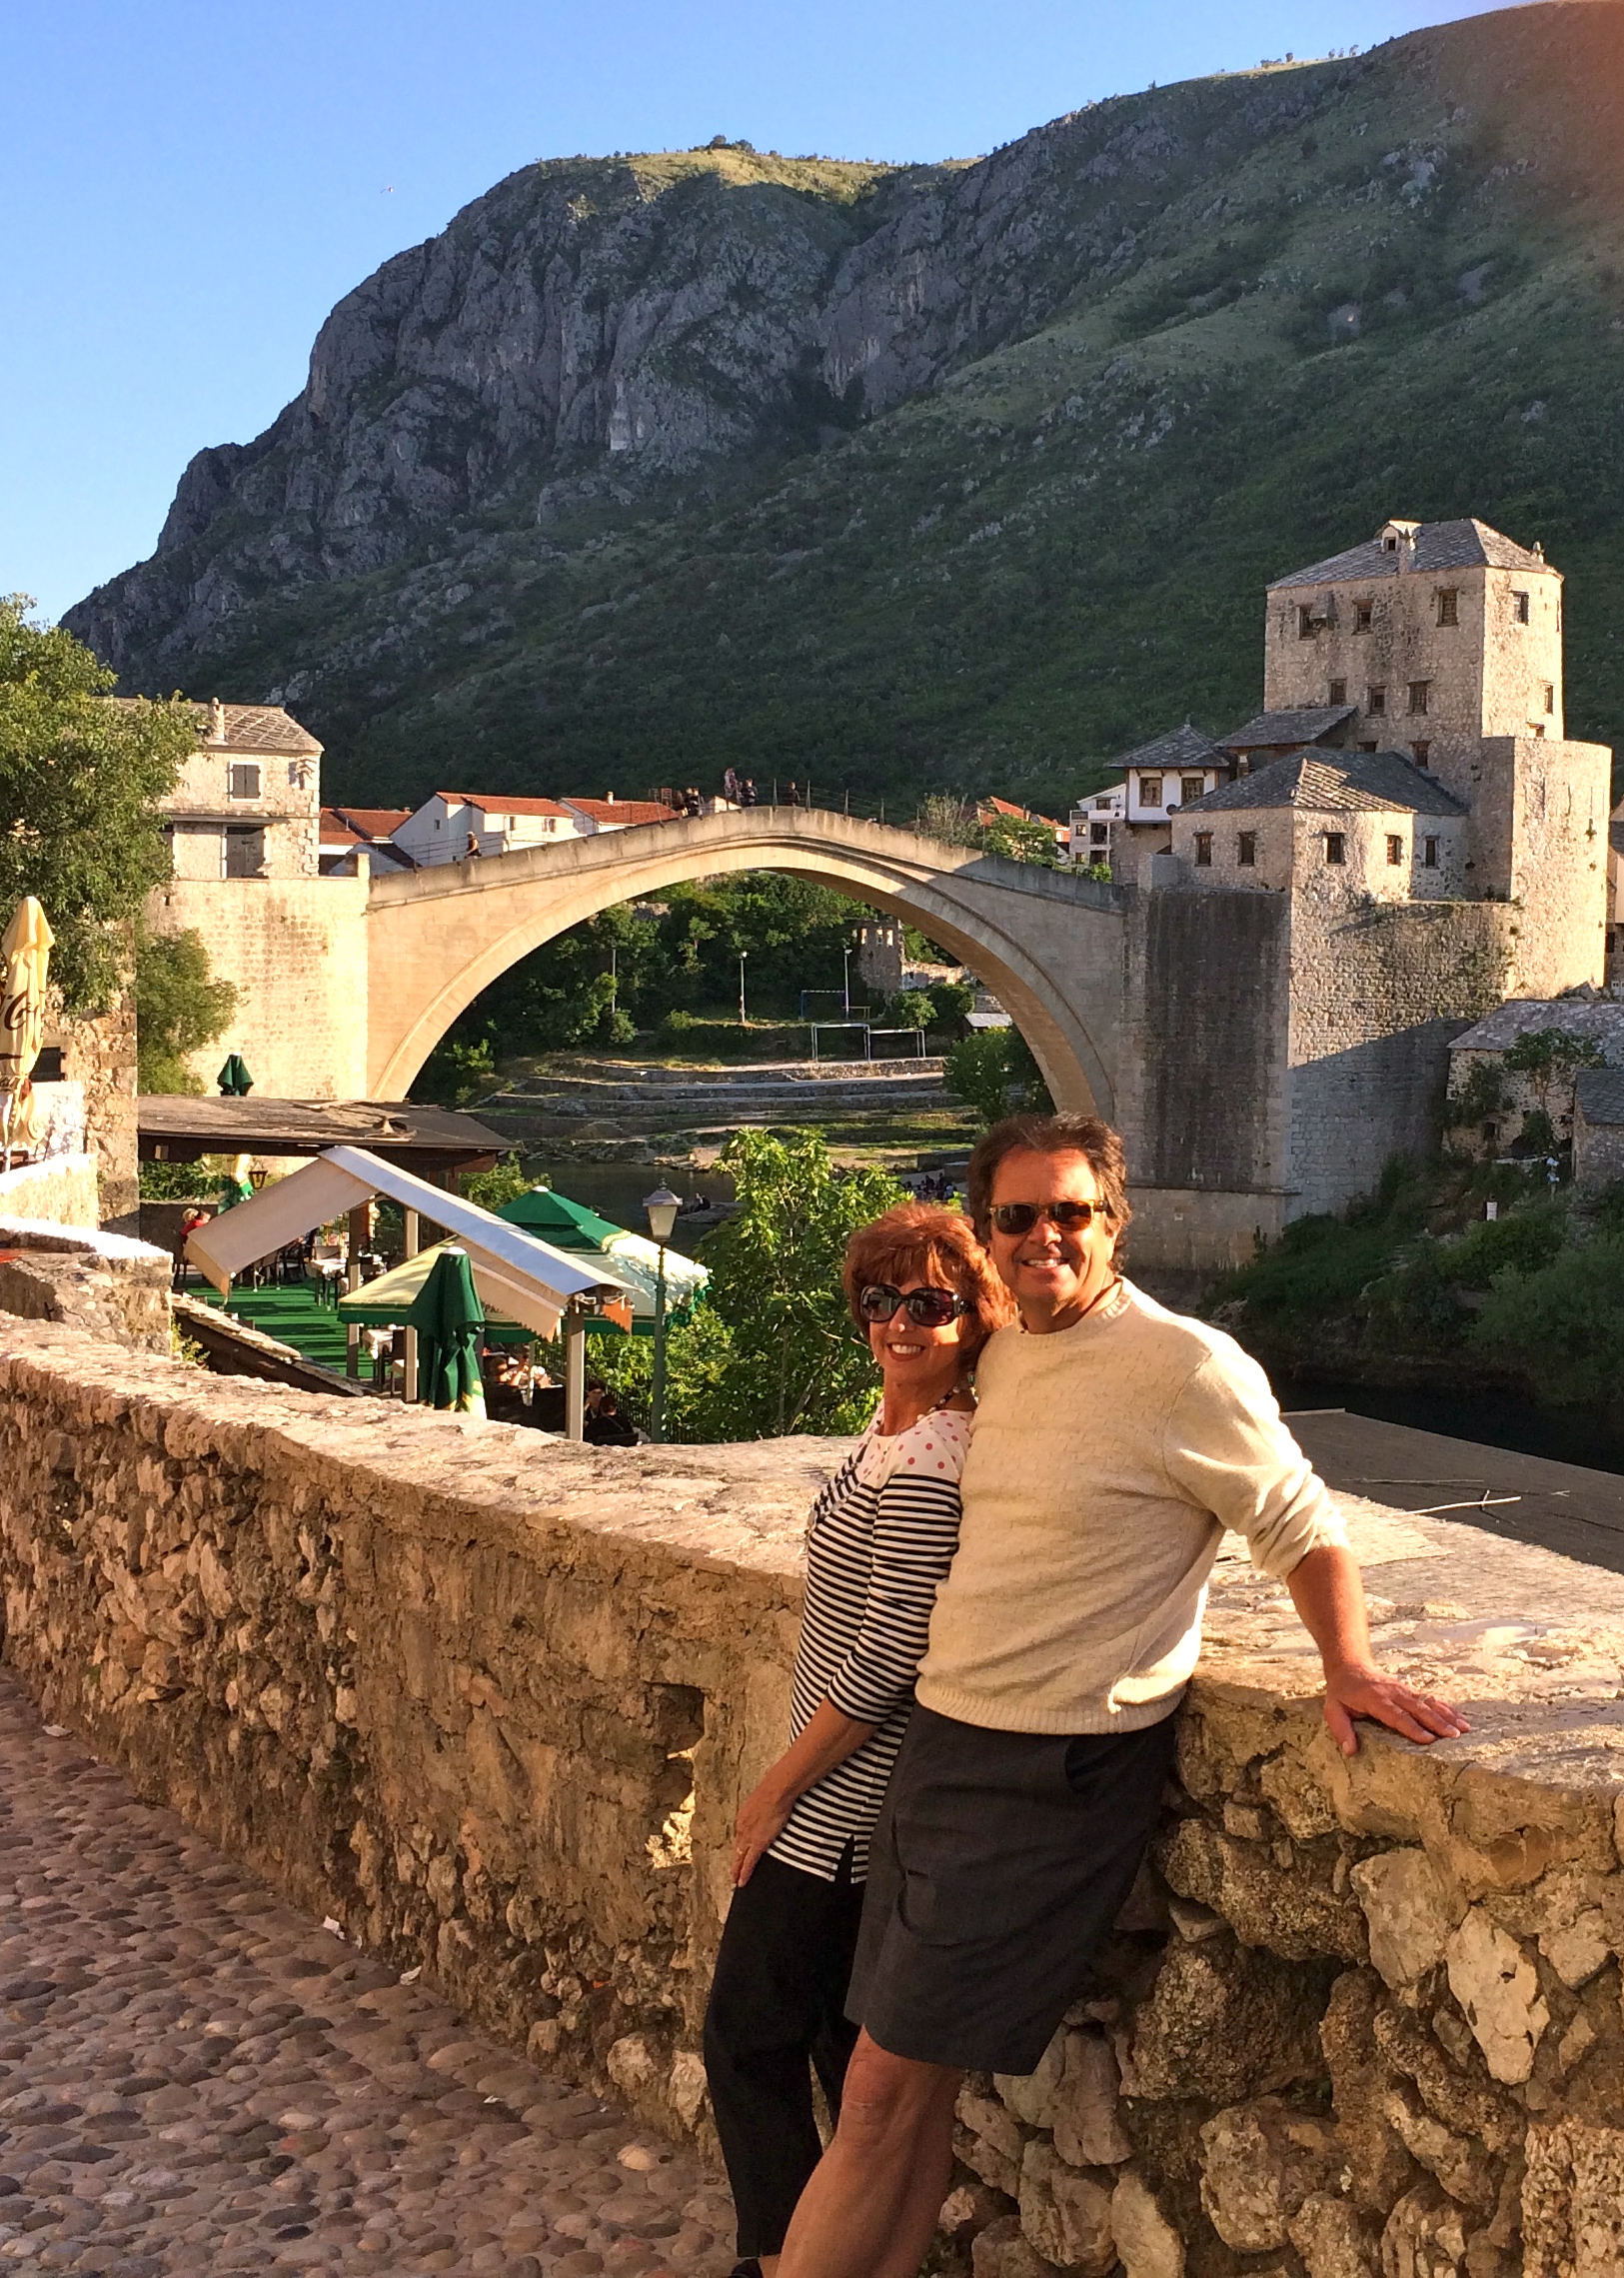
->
[1576, 1069, 1624, 1126]
[1105, 723, 1225, 775]
[1180, 749, 1467, 819]
[978, 798, 1063, 830]
[455, 794, 573, 819]
[562, 797, 681, 826]
[319, 809, 365, 846]
[1452, 1001, 1624, 1054]
[331, 806, 411, 838]
[105, 698, 321, 755]
[1270, 518, 1552, 592]
[1220, 705, 1358, 750]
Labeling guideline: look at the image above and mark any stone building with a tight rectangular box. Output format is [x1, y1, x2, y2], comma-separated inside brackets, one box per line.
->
[1442, 999, 1624, 1161]
[1571, 1066, 1624, 1194]
[1170, 750, 1468, 903]
[1263, 516, 1566, 784]
[146, 700, 323, 881]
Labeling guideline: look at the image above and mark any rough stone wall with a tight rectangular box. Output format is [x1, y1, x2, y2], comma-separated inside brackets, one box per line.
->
[1572, 1105, 1624, 1196]
[0, 1154, 102, 1232]
[0, 1223, 171, 1350]
[1454, 739, 1611, 996]
[4, 1322, 1621, 2277]
[1127, 888, 1290, 1196]
[1284, 897, 1516, 1217]
[50, 994, 139, 1228]
[143, 874, 370, 1098]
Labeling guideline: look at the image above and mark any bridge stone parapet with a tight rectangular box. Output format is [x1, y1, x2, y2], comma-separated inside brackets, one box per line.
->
[1, 1314, 1620, 2273]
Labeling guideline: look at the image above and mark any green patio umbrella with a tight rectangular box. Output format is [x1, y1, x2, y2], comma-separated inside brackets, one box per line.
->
[497, 1184, 622, 1249]
[217, 1054, 254, 1096]
[406, 1245, 487, 1415]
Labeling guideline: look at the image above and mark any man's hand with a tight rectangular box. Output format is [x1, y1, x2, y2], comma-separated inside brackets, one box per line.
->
[1323, 1661, 1471, 1756]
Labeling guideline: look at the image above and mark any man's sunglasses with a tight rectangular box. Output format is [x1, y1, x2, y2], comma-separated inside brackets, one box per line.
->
[989, 1199, 1109, 1236]
[859, 1283, 970, 1327]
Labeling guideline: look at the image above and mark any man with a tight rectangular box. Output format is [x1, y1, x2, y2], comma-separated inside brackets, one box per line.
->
[778, 1112, 1467, 2278]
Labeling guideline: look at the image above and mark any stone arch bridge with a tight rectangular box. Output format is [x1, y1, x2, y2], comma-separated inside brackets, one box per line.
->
[363, 807, 1126, 1114]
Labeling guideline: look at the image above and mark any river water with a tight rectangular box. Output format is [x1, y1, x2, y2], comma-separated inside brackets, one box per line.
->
[1273, 1374, 1624, 1480]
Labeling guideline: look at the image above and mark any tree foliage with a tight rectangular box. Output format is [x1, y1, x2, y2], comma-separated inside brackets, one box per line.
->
[943, 1027, 1055, 1126]
[0, 598, 197, 1010]
[133, 927, 239, 1094]
[688, 1128, 904, 1437]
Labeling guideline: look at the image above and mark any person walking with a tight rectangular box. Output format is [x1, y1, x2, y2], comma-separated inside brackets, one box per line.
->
[776, 1113, 1469, 2278]
[703, 1203, 1013, 2278]
[724, 766, 742, 805]
[741, 779, 758, 808]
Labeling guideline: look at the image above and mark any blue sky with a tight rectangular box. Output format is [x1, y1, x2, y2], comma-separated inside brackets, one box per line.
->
[5, 0, 1506, 626]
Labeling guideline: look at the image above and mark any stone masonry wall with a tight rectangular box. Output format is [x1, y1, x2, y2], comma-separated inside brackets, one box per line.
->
[1, 1319, 1622, 2278]
[143, 874, 370, 1099]
[1285, 895, 1517, 1218]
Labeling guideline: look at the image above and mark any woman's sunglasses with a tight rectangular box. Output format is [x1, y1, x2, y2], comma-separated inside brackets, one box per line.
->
[859, 1283, 970, 1327]
[989, 1199, 1108, 1236]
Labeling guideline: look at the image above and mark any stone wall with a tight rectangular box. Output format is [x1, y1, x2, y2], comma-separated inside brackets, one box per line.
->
[48, 995, 139, 1228]
[0, 1223, 171, 1351]
[0, 1153, 102, 1231]
[1284, 896, 1516, 1217]
[1, 1319, 1621, 2274]
[143, 874, 370, 1098]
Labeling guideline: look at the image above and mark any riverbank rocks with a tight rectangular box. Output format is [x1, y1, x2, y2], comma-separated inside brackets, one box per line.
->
[2, 1314, 1624, 2273]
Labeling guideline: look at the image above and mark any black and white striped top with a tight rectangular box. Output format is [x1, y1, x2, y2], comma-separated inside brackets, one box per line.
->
[768, 1408, 970, 1884]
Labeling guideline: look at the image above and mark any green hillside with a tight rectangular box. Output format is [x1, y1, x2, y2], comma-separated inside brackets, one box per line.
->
[70, 7, 1624, 815]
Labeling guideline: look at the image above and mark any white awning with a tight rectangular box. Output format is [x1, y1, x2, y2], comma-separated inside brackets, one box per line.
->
[184, 1144, 635, 1341]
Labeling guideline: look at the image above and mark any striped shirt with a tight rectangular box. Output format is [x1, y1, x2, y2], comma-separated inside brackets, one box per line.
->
[768, 1407, 969, 1884]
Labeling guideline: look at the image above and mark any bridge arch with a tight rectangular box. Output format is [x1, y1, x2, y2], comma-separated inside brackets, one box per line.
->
[362, 808, 1125, 1115]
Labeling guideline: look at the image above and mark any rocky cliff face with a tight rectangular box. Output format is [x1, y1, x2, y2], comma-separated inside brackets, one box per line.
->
[65, 5, 1624, 809]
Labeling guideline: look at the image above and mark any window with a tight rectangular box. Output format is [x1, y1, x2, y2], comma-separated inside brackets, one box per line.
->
[1297, 604, 1317, 639]
[1138, 776, 1163, 807]
[1090, 824, 1109, 846]
[1181, 776, 1205, 805]
[1367, 685, 1386, 716]
[1354, 602, 1373, 633]
[1423, 837, 1439, 869]
[1358, 741, 1378, 754]
[1408, 680, 1430, 715]
[224, 826, 265, 878]
[32, 1047, 64, 1084]
[1436, 589, 1459, 627]
[1194, 833, 1213, 867]
[1386, 836, 1404, 866]
[1544, 684, 1556, 714]
[1237, 832, 1257, 867]
[227, 762, 261, 800]
[1384, 535, 1399, 552]
[1514, 591, 1531, 625]
[1412, 741, 1430, 766]
[1328, 679, 1347, 705]
[1324, 833, 1346, 865]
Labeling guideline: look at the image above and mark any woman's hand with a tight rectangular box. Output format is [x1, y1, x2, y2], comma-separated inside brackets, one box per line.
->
[733, 1771, 796, 1887]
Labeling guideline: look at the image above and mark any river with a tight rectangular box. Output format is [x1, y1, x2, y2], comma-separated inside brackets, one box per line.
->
[1272, 1373, 1624, 1481]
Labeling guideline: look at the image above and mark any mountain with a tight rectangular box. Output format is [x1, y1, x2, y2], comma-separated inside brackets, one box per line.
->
[65, 3, 1624, 817]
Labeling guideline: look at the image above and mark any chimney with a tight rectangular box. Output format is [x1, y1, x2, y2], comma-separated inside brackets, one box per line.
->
[210, 697, 227, 743]
[606, 791, 616, 803]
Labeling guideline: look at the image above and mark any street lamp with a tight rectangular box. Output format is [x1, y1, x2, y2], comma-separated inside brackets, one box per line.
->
[842, 944, 852, 1018]
[644, 1183, 682, 1444]
[738, 950, 749, 1029]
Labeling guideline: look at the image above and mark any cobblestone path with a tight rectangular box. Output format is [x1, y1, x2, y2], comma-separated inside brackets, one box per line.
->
[0, 1671, 735, 2278]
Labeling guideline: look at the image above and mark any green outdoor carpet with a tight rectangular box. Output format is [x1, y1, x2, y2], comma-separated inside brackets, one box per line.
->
[189, 1279, 354, 1373]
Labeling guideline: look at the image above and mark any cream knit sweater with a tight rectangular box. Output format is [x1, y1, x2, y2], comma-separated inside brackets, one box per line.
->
[915, 1277, 1345, 1735]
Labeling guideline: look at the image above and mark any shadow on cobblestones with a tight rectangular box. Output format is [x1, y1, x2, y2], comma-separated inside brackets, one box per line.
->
[0, 1670, 733, 2277]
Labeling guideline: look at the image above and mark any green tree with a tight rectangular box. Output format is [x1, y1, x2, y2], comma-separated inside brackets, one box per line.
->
[1469, 1233, 1624, 1408]
[926, 980, 976, 1038]
[977, 813, 1063, 868]
[133, 927, 239, 1094]
[689, 1127, 905, 1436]
[943, 1027, 1055, 1125]
[0, 598, 197, 1009]
[883, 990, 937, 1036]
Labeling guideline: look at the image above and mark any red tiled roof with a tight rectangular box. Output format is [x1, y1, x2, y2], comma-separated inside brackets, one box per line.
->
[978, 798, 1063, 832]
[563, 797, 681, 826]
[436, 792, 573, 818]
[332, 806, 412, 838]
[320, 809, 365, 846]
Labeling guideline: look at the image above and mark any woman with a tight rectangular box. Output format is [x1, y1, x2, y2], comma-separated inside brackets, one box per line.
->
[703, 1202, 1013, 2278]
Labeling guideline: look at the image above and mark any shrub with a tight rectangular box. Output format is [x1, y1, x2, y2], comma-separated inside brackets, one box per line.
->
[1469, 1233, 1624, 1407]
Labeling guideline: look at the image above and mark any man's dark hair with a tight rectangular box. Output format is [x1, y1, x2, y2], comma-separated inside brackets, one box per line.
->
[965, 1114, 1133, 1246]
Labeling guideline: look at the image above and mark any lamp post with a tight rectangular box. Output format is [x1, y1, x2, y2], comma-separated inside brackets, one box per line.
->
[644, 1183, 681, 1443]
[842, 944, 852, 1018]
[738, 950, 749, 1030]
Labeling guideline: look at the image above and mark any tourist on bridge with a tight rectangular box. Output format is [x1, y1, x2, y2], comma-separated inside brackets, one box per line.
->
[723, 765, 741, 805]
[741, 778, 758, 808]
[775, 1113, 1470, 2278]
[703, 1202, 1013, 2278]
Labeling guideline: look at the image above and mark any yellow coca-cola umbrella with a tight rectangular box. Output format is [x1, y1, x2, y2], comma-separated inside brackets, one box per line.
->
[0, 897, 54, 1169]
